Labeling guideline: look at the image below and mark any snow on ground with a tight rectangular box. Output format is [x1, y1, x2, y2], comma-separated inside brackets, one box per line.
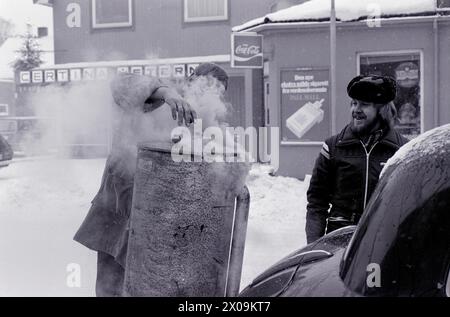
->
[233, 0, 437, 31]
[0, 158, 103, 296]
[0, 158, 308, 296]
[240, 164, 308, 289]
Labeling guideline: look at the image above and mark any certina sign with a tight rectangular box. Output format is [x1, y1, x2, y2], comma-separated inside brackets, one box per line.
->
[231, 32, 263, 69]
[17, 63, 200, 85]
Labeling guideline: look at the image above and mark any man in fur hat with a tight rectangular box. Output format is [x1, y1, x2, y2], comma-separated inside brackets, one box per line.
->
[305, 75, 409, 244]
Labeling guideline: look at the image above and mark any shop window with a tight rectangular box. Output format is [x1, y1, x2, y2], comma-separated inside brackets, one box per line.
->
[92, 0, 133, 29]
[359, 53, 421, 139]
[184, 0, 228, 22]
[437, 0, 450, 10]
[0, 104, 9, 116]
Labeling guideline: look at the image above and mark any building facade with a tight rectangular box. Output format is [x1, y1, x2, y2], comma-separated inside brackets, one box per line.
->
[28, 1, 450, 178]
[0, 80, 15, 117]
[33, 0, 290, 127]
[51, 0, 272, 64]
[21, 0, 303, 156]
[0, 80, 16, 141]
[235, 3, 450, 178]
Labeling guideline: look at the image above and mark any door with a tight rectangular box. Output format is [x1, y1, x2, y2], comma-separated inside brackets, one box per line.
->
[224, 76, 245, 127]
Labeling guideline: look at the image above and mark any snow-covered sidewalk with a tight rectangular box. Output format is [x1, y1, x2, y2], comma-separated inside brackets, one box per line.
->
[0, 158, 307, 296]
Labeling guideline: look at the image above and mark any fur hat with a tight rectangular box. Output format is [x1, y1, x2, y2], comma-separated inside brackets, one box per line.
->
[347, 75, 397, 104]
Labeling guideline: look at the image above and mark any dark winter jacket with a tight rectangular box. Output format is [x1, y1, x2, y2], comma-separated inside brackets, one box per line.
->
[306, 124, 409, 244]
[73, 73, 166, 267]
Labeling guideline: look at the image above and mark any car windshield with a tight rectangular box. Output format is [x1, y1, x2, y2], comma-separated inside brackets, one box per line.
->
[340, 141, 450, 296]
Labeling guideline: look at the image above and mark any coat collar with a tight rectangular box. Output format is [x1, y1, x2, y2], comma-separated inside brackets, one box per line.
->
[336, 124, 401, 150]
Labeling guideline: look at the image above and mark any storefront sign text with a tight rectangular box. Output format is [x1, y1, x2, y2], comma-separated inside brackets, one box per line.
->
[18, 63, 200, 85]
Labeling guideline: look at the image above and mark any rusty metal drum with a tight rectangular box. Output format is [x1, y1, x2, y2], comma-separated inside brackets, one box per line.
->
[123, 141, 250, 297]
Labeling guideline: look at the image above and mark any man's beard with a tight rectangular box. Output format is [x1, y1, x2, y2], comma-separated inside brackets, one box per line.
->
[350, 114, 380, 136]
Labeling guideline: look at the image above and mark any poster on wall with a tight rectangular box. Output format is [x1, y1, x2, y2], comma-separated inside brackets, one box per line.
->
[280, 68, 330, 142]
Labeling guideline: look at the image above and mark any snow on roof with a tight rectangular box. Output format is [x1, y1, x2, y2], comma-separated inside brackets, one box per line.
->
[233, 0, 438, 32]
[380, 124, 450, 179]
[0, 36, 54, 80]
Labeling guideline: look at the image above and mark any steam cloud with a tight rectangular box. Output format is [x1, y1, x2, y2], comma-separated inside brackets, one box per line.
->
[26, 81, 112, 158]
[23, 74, 248, 169]
[183, 76, 229, 128]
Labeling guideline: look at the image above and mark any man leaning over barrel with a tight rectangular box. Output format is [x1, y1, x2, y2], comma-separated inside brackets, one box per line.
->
[73, 63, 229, 296]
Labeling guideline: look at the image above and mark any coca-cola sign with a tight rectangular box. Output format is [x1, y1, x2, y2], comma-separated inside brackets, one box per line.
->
[231, 32, 263, 68]
[235, 44, 260, 56]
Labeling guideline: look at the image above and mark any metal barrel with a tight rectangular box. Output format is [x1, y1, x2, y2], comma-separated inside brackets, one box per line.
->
[123, 141, 250, 297]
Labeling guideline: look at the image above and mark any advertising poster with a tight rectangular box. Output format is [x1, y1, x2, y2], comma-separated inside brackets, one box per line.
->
[281, 68, 330, 142]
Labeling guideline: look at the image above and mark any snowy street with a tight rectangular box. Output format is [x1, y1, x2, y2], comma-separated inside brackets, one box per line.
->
[0, 158, 307, 296]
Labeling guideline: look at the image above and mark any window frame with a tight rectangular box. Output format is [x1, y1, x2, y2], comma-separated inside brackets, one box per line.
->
[0, 104, 9, 116]
[183, 0, 229, 23]
[356, 49, 424, 135]
[91, 0, 133, 29]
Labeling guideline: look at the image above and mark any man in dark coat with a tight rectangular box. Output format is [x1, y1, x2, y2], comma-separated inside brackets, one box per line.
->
[305, 75, 409, 244]
[73, 63, 229, 296]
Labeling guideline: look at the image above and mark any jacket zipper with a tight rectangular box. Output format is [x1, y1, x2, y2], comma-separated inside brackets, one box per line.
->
[360, 141, 379, 210]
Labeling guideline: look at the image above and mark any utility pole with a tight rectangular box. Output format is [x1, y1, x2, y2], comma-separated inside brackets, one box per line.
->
[330, 0, 337, 135]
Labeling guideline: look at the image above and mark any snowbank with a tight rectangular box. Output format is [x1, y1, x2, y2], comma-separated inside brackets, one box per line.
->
[233, 0, 437, 32]
[0, 159, 103, 296]
[240, 164, 308, 288]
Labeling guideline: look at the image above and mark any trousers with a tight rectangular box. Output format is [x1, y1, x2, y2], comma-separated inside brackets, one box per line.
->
[96, 251, 125, 297]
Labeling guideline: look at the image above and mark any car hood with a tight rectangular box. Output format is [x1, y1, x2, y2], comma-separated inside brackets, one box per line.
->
[240, 226, 359, 297]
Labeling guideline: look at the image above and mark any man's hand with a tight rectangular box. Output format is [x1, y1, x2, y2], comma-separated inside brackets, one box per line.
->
[165, 96, 197, 127]
[150, 87, 197, 126]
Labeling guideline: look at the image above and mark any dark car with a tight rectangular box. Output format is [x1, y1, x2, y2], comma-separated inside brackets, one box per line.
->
[0, 134, 13, 168]
[240, 124, 450, 297]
